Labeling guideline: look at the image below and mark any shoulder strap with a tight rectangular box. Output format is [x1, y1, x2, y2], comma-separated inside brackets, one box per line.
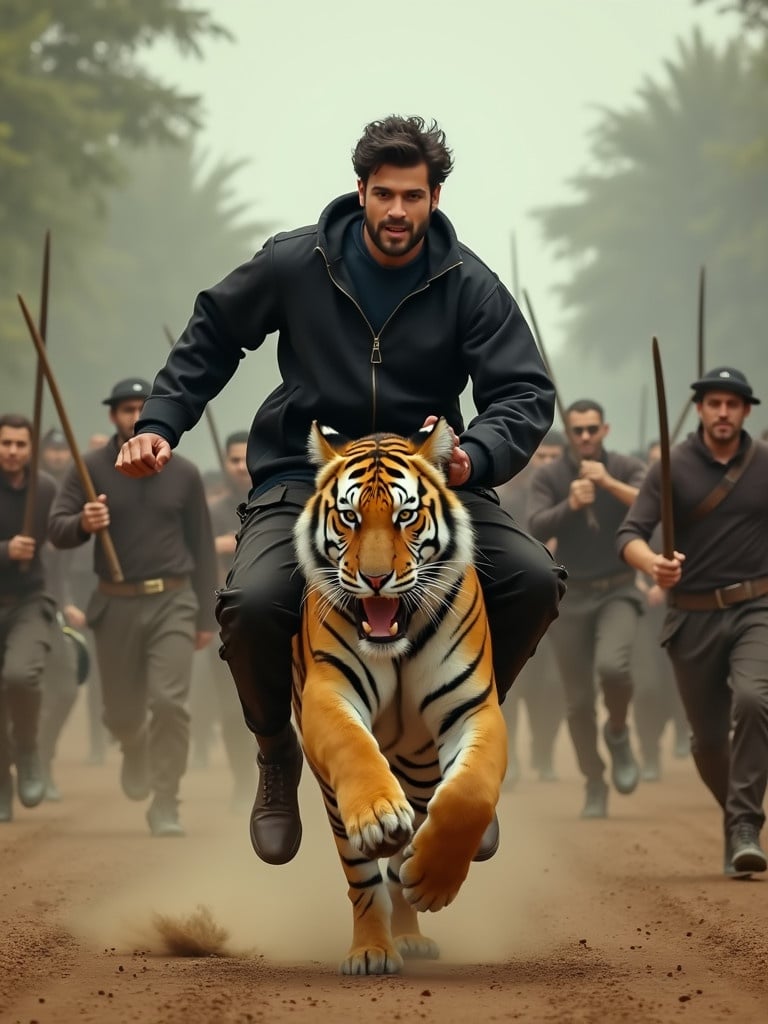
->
[686, 440, 757, 524]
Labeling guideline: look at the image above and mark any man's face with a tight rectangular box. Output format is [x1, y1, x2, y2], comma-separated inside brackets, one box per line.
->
[0, 426, 31, 475]
[224, 442, 250, 492]
[696, 391, 749, 446]
[109, 399, 145, 443]
[41, 446, 72, 475]
[647, 443, 661, 465]
[357, 162, 440, 267]
[566, 410, 608, 459]
[531, 442, 563, 467]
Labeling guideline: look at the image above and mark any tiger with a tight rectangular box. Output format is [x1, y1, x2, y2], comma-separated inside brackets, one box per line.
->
[291, 417, 508, 976]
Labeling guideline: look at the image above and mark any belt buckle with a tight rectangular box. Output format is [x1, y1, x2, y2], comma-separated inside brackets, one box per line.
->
[142, 578, 165, 595]
[715, 582, 743, 609]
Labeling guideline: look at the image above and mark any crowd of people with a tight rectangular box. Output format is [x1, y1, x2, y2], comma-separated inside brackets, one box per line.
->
[1, 115, 765, 883]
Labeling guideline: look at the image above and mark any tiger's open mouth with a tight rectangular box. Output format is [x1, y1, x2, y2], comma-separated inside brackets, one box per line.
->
[355, 597, 411, 643]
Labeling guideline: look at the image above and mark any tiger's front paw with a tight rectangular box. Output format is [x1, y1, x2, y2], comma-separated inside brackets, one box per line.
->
[399, 820, 473, 913]
[340, 942, 404, 975]
[344, 795, 414, 860]
[394, 933, 440, 960]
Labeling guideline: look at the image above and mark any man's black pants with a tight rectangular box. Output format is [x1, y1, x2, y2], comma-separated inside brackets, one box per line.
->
[216, 481, 566, 738]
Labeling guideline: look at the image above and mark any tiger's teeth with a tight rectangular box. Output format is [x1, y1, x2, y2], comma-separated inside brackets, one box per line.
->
[389, 622, 399, 636]
[362, 621, 372, 635]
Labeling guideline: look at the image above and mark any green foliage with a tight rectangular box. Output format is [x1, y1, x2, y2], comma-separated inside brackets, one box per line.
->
[696, 1, 768, 32]
[1, 138, 270, 453]
[0, 0, 229, 379]
[533, 31, 768, 393]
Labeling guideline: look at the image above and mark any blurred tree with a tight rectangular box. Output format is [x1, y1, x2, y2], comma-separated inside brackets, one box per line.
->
[533, 31, 768, 396]
[696, 1, 768, 32]
[0, 0, 229, 379]
[17, 140, 271, 462]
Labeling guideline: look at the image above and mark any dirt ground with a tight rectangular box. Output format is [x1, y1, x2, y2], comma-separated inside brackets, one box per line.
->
[1, 695, 766, 1024]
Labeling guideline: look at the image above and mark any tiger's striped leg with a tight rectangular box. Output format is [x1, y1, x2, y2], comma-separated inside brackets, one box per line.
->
[330, 832, 404, 975]
[300, 672, 414, 859]
[400, 702, 507, 913]
[387, 836, 440, 960]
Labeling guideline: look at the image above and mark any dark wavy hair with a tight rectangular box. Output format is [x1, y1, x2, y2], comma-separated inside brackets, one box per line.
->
[352, 116, 454, 190]
[0, 413, 32, 435]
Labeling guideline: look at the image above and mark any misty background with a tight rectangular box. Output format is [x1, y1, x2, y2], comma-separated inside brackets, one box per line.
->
[2, 0, 766, 471]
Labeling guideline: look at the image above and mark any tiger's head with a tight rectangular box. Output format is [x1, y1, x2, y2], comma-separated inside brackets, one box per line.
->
[294, 418, 475, 659]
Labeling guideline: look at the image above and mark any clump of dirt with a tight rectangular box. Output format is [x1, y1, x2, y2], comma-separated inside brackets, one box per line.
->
[150, 905, 231, 957]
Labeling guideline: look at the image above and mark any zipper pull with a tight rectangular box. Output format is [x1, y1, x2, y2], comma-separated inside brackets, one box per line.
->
[370, 339, 382, 365]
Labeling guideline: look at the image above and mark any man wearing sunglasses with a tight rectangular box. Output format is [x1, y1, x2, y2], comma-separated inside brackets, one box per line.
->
[528, 400, 647, 818]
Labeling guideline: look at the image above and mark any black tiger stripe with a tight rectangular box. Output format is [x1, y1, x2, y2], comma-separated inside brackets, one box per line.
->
[408, 574, 464, 656]
[438, 681, 495, 737]
[315, 620, 381, 707]
[348, 874, 383, 890]
[420, 632, 488, 712]
[396, 753, 440, 770]
[390, 763, 442, 790]
[315, 651, 373, 714]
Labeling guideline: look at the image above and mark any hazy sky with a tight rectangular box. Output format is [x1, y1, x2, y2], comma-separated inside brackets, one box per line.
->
[150, 0, 742, 452]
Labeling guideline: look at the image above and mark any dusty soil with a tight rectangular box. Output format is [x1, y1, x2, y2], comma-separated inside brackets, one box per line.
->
[1, 698, 766, 1024]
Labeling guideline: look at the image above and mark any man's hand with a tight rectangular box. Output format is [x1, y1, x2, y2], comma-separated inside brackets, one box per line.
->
[568, 478, 595, 510]
[80, 494, 110, 534]
[645, 583, 667, 608]
[195, 630, 215, 651]
[8, 535, 36, 562]
[63, 604, 87, 629]
[650, 551, 686, 590]
[116, 433, 172, 478]
[215, 534, 237, 557]
[579, 459, 610, 487]
[421, 415, 472, 488]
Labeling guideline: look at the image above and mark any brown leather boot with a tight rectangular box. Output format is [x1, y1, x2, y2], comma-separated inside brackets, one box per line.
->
[250, 726, 303, 864]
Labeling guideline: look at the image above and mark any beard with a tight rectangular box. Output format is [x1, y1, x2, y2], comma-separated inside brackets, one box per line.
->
[363, 209, 430, 260]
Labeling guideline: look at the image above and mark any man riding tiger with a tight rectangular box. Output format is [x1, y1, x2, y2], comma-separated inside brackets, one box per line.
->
[116, 114, 566, 868]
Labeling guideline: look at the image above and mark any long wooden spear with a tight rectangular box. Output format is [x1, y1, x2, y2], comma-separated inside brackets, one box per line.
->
[22, 230, 50, 539]
[522, 288, 599, 531]
[17, 294, 124, 582]
[162, 324, 226, 473]
[652, 337, 675, 559]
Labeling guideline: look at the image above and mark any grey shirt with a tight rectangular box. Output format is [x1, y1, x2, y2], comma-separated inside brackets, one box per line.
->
[48, 436, 218, 629]
[617, 430, 768, 593]
[528, 449, 646, 581]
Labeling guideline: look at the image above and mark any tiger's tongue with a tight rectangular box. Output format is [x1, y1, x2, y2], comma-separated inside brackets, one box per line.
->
[362, 597, 400, 637]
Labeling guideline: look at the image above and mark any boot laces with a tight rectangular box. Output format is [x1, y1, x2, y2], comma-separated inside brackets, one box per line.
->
[733, 822, 760, 847]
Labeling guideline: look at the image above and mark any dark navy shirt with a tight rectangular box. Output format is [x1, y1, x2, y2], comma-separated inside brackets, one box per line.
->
[343, 218, 428, 335]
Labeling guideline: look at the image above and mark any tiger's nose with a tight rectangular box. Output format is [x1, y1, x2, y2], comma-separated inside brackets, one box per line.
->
[361, 573, 392, 593]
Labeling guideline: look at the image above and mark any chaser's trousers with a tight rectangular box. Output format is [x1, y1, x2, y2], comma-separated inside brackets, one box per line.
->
[216, 482, 566, 738]
[661, 597, 768, 830]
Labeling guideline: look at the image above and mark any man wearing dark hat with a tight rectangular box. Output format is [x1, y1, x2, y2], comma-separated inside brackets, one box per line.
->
[619, 366, 768, 877]
[48, 379, 218, 836]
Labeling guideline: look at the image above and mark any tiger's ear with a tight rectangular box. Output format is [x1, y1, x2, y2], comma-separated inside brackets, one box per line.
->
[307, 421, 349, 466]
[411, 417, 455, 470]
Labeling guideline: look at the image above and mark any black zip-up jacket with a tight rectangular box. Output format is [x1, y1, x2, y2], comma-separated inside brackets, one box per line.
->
[137, 193, 555, 493]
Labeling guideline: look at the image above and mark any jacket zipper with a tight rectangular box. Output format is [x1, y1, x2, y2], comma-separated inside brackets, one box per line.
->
[315, 246, 461, 430]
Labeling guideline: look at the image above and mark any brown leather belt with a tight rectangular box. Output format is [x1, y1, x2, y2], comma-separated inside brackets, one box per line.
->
[97, 576, 189, 598]
[668, 576, 768, 611]
[568, 571, 635, 593]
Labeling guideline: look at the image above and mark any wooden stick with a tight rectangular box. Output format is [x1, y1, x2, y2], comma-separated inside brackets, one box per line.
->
[522, 288, 599, 531]
[162, 324, 226, 473]
[670, 265, 706, 444]
[22, 230, 50, 539]
[652, 337, 675, 559]
[17, 293, 124, 582]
